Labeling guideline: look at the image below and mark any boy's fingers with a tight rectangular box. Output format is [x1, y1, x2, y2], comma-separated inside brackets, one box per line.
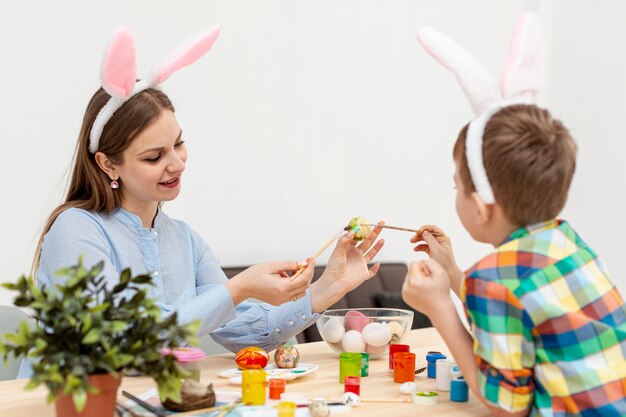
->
[422, 229, 443, 248]
[413, 244, 430, 254]
[423, 258, 446, 275]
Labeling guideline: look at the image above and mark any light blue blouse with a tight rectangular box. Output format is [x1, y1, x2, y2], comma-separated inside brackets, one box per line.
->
[37, 207, 319, 352]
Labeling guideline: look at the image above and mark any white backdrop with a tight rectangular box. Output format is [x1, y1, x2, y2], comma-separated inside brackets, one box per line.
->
[1, 0, 625, 306]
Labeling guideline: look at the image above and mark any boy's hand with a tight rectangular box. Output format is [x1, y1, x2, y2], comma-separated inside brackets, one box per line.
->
[411, 225, 464, 295]
[402, 259, 451, 317]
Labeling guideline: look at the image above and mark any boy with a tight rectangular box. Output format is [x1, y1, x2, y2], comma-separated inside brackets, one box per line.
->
[402, 104, 626, 416]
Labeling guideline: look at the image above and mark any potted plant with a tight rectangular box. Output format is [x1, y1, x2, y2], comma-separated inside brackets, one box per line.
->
[0, 257, 199, 417]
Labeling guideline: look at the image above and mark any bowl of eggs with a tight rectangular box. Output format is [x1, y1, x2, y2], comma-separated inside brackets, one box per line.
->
[316, 308, 414, 358]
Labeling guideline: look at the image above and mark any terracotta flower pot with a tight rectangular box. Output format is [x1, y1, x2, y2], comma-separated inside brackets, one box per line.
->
[55, 372, 122, 417]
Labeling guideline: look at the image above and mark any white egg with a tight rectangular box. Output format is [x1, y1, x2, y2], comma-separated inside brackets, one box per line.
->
[321, 317, 345, 343]
[400, 382, 417, 395]
[342, 330, 366, 352]
[361, 322, 392, 347]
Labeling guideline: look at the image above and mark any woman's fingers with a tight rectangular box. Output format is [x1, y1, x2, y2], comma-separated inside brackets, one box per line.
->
[363, 238, 385, 263]
[357, 221, 384, 253]
[368, 262, 381, 278]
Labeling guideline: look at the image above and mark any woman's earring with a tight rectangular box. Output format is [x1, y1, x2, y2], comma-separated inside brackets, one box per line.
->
[110, 179, 120, 189]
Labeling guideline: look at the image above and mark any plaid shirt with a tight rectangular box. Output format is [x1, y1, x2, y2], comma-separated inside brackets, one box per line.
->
[462, 220, 626, 416]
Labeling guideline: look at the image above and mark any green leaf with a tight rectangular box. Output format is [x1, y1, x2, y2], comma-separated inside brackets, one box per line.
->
[110, 321, 128, 333]
[81, 328, 102, 344]
[72, 389, 87, 413]
[120, 269, 131, 284]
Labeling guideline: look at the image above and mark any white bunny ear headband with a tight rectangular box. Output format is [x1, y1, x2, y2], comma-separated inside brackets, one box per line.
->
[417, 12, 543, 204]
[89, 25, 221, 153]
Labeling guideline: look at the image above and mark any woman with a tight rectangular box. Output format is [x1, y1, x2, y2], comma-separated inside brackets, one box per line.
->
[31, 26, 384, 355]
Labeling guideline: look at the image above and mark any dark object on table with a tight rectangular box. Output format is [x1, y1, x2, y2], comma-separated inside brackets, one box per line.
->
[122, 390, 168, 417]
[161, 379, 216, 412]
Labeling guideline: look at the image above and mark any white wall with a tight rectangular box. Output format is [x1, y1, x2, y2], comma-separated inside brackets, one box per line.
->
[1, 0, 624, 306]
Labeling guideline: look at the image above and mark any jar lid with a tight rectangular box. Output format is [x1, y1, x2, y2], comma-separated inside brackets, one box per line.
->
[426, 352, 447, 362]
[160, 347, 206, 363]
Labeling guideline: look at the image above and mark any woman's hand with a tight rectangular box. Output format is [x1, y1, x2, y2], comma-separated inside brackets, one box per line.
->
[401, 259, 451, 318]
[310, 222, 385, 313]
[411, 225, 464, 296]
[226, 260, 315, 306]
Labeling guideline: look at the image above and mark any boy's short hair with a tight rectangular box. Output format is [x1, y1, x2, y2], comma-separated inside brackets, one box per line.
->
[453, 104, 577, 226]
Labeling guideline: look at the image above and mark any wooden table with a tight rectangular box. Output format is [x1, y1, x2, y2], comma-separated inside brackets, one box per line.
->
[0, 327, 490, 416]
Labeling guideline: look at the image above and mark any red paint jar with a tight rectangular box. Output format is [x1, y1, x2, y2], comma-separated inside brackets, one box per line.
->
[388, 344, 410, 370]
[344, 375, 361, 395]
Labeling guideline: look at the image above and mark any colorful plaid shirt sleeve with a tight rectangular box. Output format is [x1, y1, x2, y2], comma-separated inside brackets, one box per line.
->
[463, 267, 536, 413]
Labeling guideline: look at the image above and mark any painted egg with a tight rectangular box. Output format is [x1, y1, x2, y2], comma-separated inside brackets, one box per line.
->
[361, 322, 392, 347]
[342, 392, 361, 407]
[274, 343, 300, 369]
[365, 343, 388, 355]
[235, 346, 269, 370]
[321, 317, 345, 343]
[345, 310, 369, 332]
[341, 330, 365, 353]
[388, 321, 405, 344]
[346, 217, 372, 241]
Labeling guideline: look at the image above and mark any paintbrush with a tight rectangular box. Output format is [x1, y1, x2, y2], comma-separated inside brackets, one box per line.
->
[366, 224, 442, 238]
[289, 230, 345, 281]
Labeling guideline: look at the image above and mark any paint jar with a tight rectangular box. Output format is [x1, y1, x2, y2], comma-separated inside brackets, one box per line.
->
[360, 352, 370, 377]
[268, 378, 286, 400]
[393, 352, 416, 383]
[436, 360, 457, 391]
[275, 401, 297, 417]
[339, 352, 362, 383]
[242, 369, 267, 405]
[160, 347, 206, 381]
[344, 376, 361, 396]
[426, 351, 446, 379]
[388, 344, 410, 370]
[450, 377, 469, 402]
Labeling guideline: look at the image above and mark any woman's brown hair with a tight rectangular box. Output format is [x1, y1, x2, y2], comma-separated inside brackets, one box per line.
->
[453, 104, 577, 226]
[32, 87, 175, 276]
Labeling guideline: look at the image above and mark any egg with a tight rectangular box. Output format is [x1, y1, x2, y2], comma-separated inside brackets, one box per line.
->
[388, 321, 405, 344]
[345, 310, 369, 332]
[274, 343, 300, 368]
[361, 322, 392, 347]
[365, 343, 388, 355]
[342, 392, 361, 407]
[400, 382, 417, 395]
[235, 346, 269, 369]
[341, 330, 366, 353]
[321, 317, 345, 343]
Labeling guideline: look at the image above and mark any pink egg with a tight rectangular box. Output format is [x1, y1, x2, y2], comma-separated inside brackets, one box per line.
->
[345, 310, 369, 332]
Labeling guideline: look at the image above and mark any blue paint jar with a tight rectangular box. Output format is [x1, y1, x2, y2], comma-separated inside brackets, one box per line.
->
[425, 352, 447, 379]
[450, 377, 469, 402]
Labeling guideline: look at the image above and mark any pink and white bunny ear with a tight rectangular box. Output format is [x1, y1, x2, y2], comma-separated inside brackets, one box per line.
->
[147, 25, 221, 86]
[500, 12, 543, 100]
[100, 27, 137, 99]
[417, 26, 500, 115]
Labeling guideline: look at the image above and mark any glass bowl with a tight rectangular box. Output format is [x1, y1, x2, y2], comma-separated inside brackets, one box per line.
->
[316, 308, 414, 358]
